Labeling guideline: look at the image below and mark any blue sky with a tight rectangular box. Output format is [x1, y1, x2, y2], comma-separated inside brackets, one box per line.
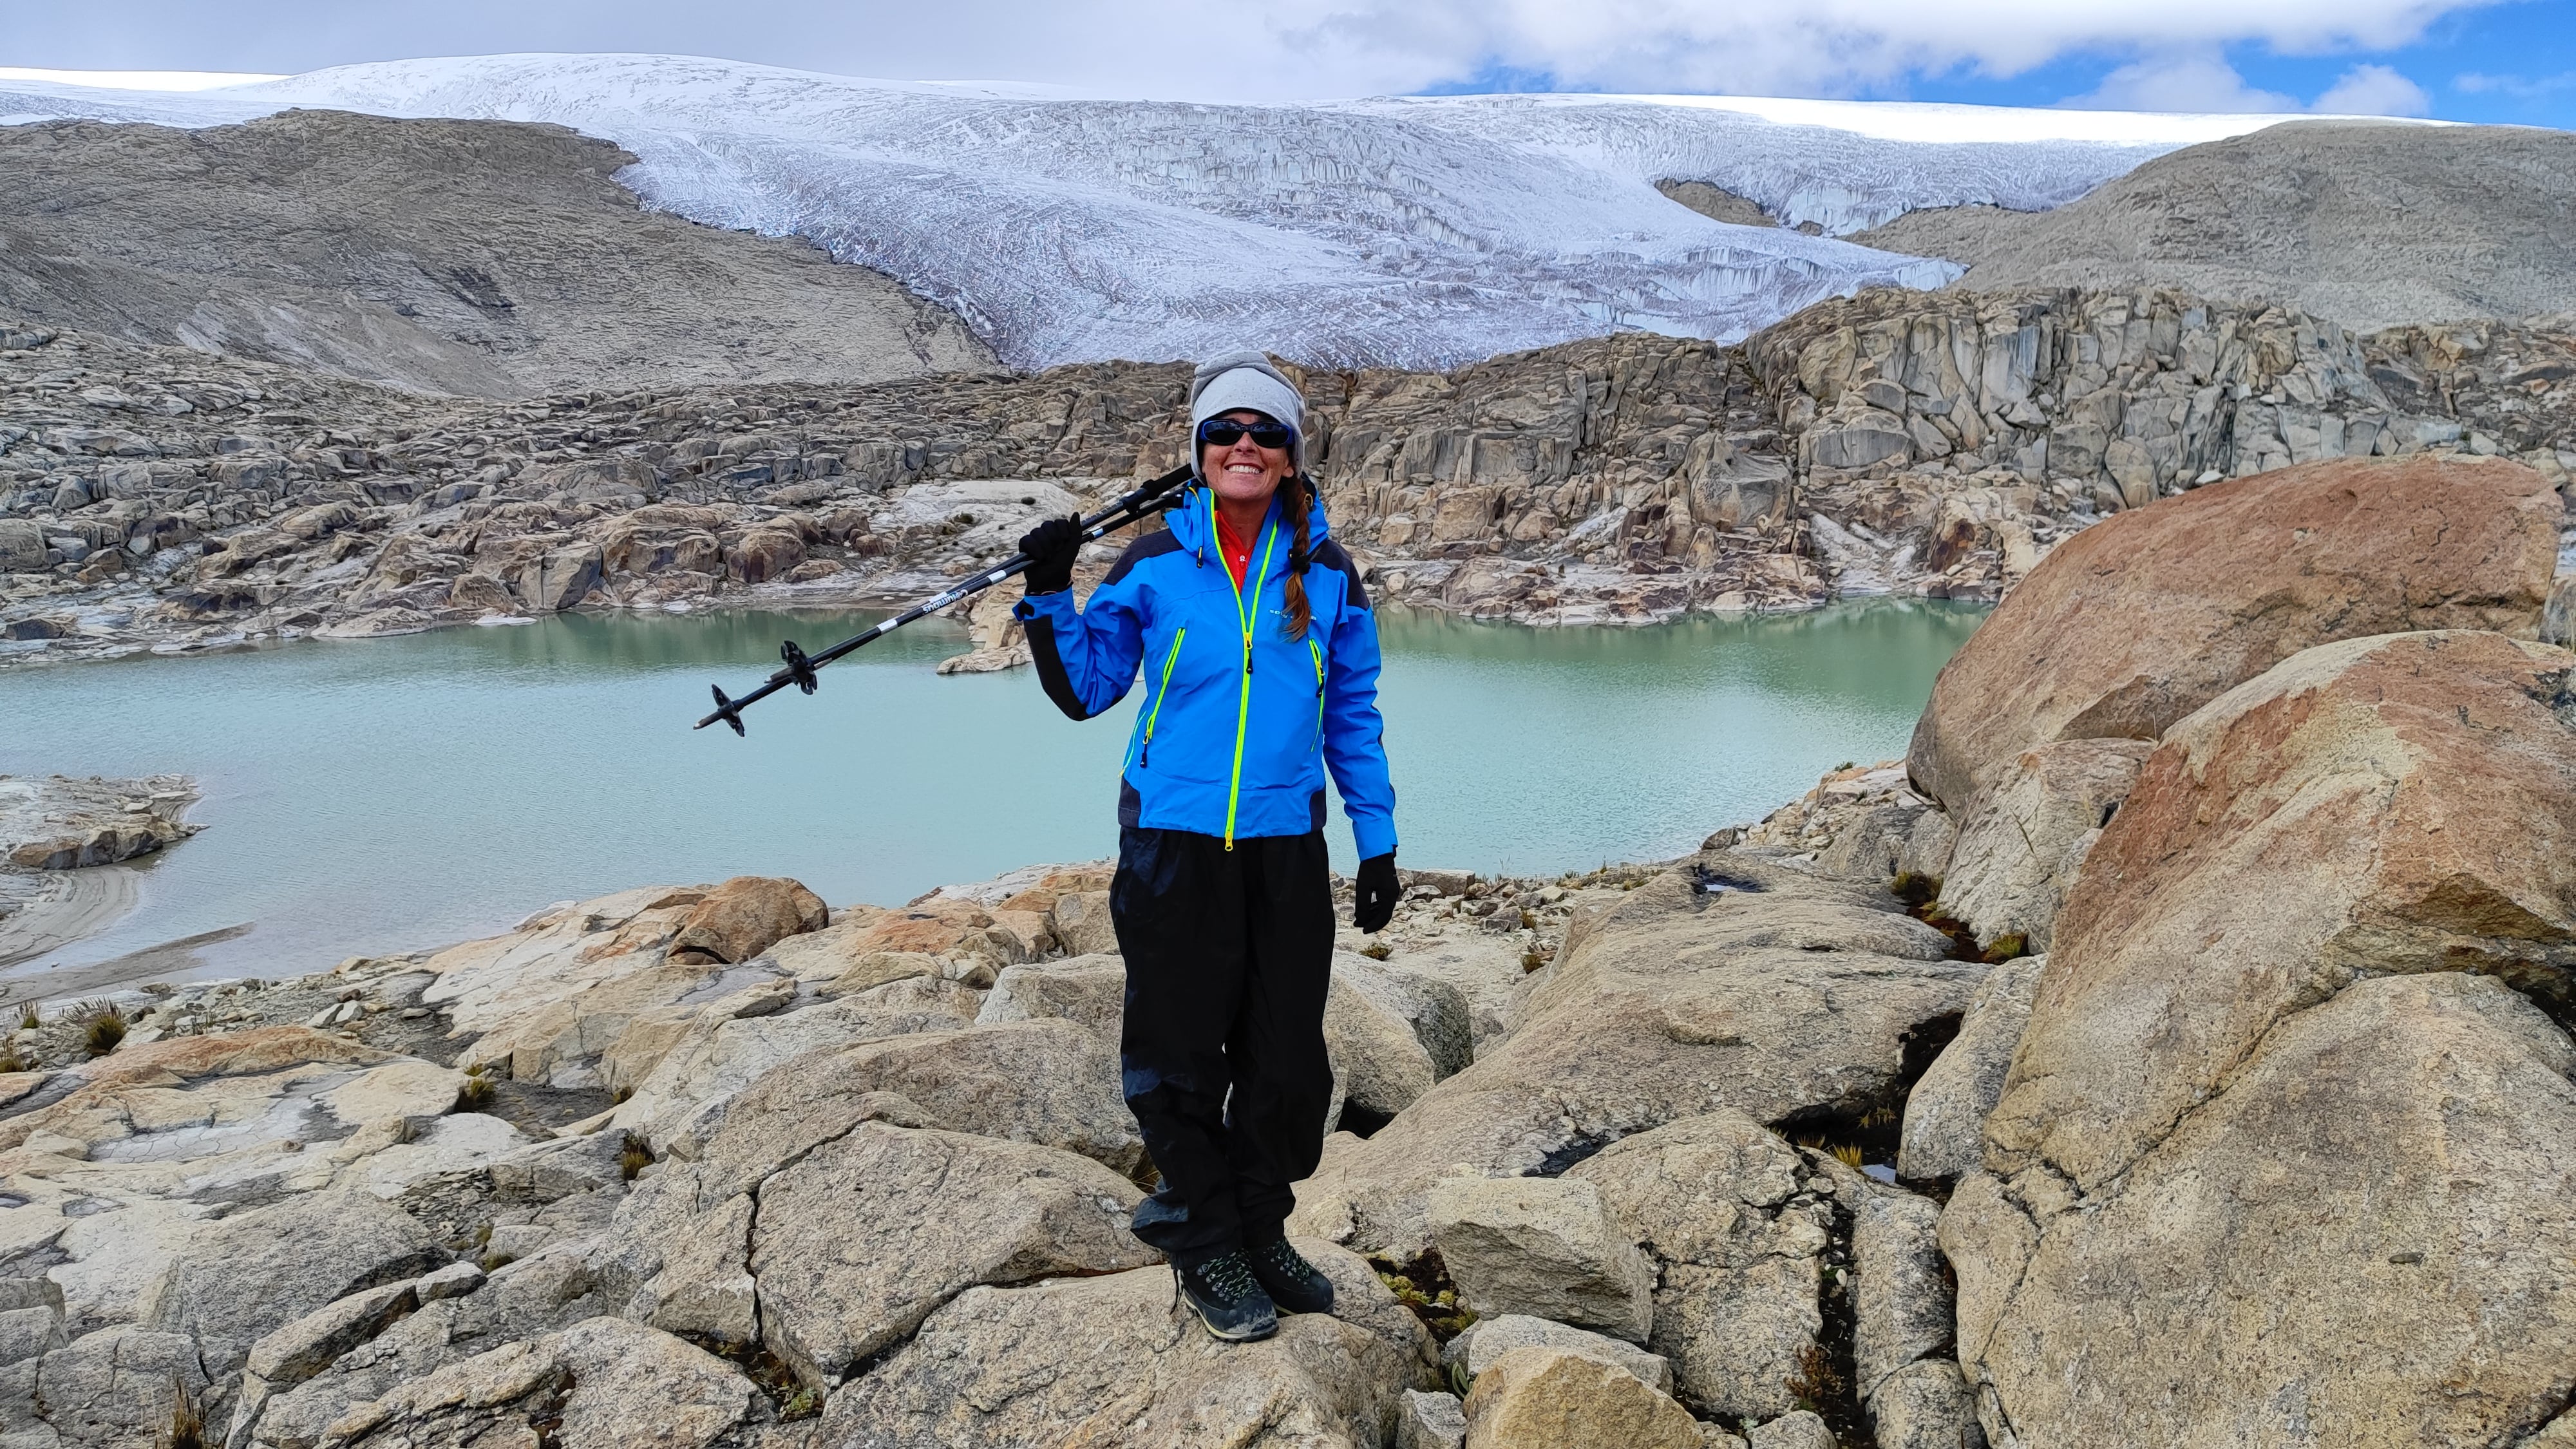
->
[5, 0, 2572, 126]
[1424, 1, 2576, 127]
[1870, 1, 2576, 125]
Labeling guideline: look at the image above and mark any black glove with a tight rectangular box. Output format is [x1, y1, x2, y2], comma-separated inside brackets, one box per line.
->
[1018, 513, 1082, 596]
[1354, 853, 1399, 934]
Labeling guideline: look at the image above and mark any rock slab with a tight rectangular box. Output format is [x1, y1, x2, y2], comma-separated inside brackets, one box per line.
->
[818, 1242, 1435, 1448]
[1460, 1346, 1705, 1449]
[749, 1122, 1156, 1387]
[1955, 629, 2576, 1446]
[1427, 1177, 1656, 1344]
[1897, 954, 2043, 1186]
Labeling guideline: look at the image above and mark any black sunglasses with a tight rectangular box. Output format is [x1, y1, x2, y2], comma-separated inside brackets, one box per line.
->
[1197, 417, 1295, 451]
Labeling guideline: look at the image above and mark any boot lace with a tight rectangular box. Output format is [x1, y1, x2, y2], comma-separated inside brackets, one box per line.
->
[1251, 1238, 1316, 1283]
[1200, 1250, 1264, 1305]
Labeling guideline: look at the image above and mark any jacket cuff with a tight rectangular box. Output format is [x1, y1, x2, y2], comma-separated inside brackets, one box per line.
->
[1012, 591, 1074, 623]
[1350, 816, 1397, 861]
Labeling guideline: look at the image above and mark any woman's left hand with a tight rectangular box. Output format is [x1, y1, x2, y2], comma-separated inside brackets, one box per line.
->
[1354, 853, 1399, 933]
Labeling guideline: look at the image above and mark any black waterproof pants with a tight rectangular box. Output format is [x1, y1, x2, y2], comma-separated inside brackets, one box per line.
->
[1111, 824, 1336, 1268]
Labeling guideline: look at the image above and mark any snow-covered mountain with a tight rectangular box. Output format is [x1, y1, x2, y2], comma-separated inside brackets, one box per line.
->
[0, 55, 2313, 370]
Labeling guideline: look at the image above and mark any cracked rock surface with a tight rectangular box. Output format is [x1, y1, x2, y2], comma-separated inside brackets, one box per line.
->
[1291, 851, 1978, 1262]
[1925, 459, 2576, 1446]
[817, 1238, 1435, 1448]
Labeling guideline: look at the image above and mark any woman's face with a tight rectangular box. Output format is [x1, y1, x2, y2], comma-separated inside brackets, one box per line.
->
[1202, 408, 1293, 509]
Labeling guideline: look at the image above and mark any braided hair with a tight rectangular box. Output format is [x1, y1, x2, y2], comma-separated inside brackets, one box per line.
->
[1280, 473, 1314, 640]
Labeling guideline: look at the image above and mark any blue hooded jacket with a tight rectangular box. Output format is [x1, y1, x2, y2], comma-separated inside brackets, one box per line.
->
[1012, 482, 1397, 858]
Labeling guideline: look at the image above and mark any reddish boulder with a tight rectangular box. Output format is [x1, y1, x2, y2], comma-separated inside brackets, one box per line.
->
[669, 875, 829, 965]
[724, 528, 808, 585]
[1908, 455, 2559, 812]
[1987, 628, 2576, 1188]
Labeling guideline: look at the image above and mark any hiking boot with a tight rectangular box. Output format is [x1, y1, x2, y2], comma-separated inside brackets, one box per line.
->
[1174, 1251, 1278, 1341]
[1245, 1236, 1335, 1316]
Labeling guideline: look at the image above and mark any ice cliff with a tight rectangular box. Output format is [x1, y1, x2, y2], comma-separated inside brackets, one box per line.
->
[0, 55, 2300, 370]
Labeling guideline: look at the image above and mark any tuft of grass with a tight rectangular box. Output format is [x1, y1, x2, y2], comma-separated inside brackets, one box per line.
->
[16, 1002, 37, 1031]
[82, 1005, 126, 1058]
[620, 1132, 654, 1181]
[1359, 941, 1391, 961]
[159, 1378, 204, 1449]
[1981, 933, 2031, 964]
[687, 1331, 813, 1416]
[1520, 948, 1549, 973]
[0, 1045, 26, 1074]
[1888, 871, 1940, 907]
[1784, 1341, 1847, 1419]
[1374, 1250, 1475, 1341]
[454, 1062, 496, 1112]
[1794, 1136, 1868, 1171]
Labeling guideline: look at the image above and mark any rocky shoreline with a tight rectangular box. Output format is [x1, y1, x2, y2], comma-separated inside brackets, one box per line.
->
[3, 287, 2570, 665]
[1, 450, 2568, 1448]
[0, 773, 198, 980]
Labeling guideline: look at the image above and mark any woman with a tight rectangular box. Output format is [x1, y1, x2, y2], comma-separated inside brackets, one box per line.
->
[1012, 350, 1401, 1343]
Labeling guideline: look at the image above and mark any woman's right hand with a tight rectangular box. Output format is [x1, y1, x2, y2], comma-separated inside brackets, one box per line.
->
[1019, 513, 1083, 595]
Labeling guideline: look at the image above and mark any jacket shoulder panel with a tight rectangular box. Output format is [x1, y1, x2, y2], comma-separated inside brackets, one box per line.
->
[1102, 526, 1187, 587]
[1312, 538, 1369, 611]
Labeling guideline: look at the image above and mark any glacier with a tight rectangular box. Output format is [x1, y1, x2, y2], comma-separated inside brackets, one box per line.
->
[0, 55, 2314, 371]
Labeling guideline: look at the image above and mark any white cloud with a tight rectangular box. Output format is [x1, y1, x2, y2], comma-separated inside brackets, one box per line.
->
[2056, 52, 2434, 117]
[2063, 52, 2300, 111]
[1264, 0, 2498, 100]
[2313, 61, 2432, 113]
[0, 0, 2514, 102]
[2456, 69, 2576, 97]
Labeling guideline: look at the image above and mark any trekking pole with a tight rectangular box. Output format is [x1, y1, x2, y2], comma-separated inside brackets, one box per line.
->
[694, 464, 1195, 734]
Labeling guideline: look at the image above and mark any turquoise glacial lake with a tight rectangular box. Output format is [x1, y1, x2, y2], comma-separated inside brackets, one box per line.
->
[0, 600, 1982, 983]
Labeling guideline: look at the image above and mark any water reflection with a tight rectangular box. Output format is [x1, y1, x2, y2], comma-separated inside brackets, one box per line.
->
[1, 599, 1981, 981]
[1380, 600, 1974, 704]
[469, 609, 963, 676]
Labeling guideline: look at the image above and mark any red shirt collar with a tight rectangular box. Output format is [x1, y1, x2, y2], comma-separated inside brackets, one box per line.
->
[1215, 511, 1255, 587]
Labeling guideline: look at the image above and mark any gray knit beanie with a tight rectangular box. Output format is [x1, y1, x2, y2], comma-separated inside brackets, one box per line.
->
[1188, 350, 1307, 479]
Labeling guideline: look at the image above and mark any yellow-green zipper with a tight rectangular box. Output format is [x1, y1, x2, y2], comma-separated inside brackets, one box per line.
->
[1309, 639, 1326, 750]
[1137, 627, 1186, 770]
[1222, 520, 1284, 850]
